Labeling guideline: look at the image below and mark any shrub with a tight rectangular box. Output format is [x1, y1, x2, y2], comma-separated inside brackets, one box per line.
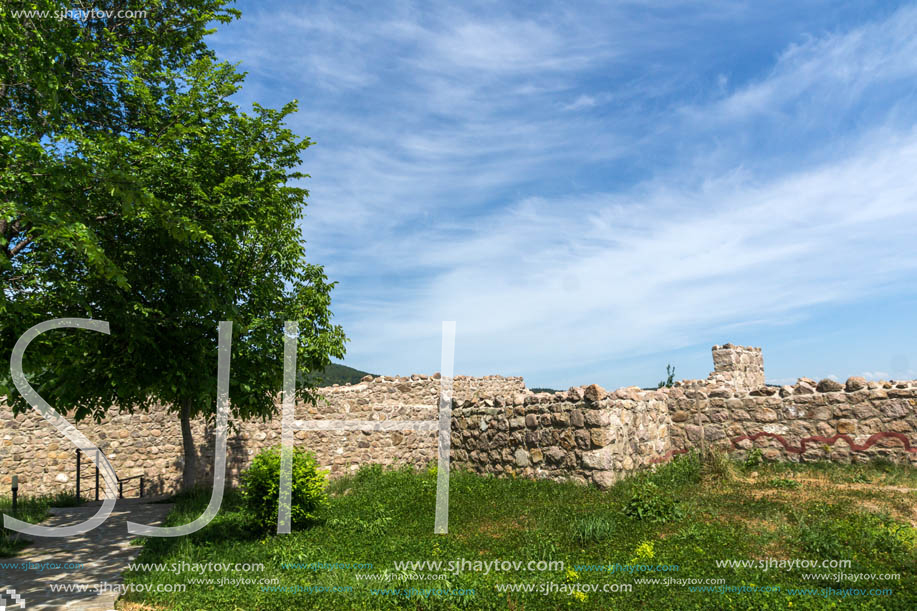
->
[743, 448, 763, 469]
[850, 470, 871, 484]
[48, 490, 84, 507]
[696, 447, 736, 481]
[623, 480, 684, 523]
[240, 446, 328, 533]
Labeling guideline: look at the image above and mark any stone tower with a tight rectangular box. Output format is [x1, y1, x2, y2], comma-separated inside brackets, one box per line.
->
[707, 344, 765, 390]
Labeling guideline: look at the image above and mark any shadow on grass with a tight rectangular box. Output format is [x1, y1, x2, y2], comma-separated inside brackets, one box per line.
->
[134, 486, 267, 562]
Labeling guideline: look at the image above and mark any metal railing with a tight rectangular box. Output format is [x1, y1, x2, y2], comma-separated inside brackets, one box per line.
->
[75, 448, 144, 500]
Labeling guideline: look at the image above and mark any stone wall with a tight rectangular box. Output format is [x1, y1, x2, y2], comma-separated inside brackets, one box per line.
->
[0, 374, 525, 497]
[1, 345, 915, 497]
[451, 384, 671, 489]
[0, 402, 206, 499]
[665, 374, 917, 465]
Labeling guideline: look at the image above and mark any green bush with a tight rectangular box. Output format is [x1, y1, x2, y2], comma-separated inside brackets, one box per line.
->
[240, 446, 328, 533]
[743, 447, 763, 469]
[623, 480, 684, 523]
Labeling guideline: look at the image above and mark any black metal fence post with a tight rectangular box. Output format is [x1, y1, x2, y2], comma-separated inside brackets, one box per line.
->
[11, 475, 18, 516]
[139, 477, 144, 498]
[76, 449, 81, 500]
[95, 449, 99, 501]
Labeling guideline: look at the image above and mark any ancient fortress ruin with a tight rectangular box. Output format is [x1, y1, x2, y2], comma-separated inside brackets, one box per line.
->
[2, 344, 915, 497]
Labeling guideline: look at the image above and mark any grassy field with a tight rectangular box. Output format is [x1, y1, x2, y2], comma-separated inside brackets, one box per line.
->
[122, 455, 916, 610]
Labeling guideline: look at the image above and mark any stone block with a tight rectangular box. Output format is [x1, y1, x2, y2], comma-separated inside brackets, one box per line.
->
[574, 429, 592, 449]
[754, 408, 778, 422]
[704, 425, 725, 441]
[882, 400, 909, 419]
[593, 470, 617, 489]
[584, 410, 611, 427]
[836, 420, 856, 434]
[816, 379, 844, 393]
[582, 446, 614, 470]
[570, 410, 585, 427]
[543, 446, 566, 465]
[583, 384, 608, 402]
[590, 428, 613, 448]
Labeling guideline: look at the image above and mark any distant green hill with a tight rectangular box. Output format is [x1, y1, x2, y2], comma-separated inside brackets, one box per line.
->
[316, 363, 376, 385]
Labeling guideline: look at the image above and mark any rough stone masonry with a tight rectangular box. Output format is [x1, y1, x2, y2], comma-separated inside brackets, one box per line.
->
[1, 344, 915, 496]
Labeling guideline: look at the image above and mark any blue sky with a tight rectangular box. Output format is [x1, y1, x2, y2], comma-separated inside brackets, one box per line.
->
[213, 1, 917, 389]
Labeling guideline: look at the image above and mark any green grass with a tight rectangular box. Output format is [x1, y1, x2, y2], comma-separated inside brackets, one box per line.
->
[764, 477, 801, 490]
[0, 490, 83, 556]
[123, 456, 917, 610]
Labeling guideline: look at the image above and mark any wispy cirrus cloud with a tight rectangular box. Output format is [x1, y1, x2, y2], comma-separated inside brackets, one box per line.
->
[216, 1, 917, 388]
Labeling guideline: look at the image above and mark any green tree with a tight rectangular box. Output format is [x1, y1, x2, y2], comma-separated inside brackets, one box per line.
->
[657, 364, 676, 389]
[1, 1, 347, 489]
[1, 0, 240, 297]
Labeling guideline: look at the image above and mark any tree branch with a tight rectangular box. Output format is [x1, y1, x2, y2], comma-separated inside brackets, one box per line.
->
[7, 236, 33, 258]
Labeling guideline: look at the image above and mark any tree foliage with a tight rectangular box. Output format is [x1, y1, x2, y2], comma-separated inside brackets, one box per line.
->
[1, 0, 240, 293]
[0, 1, 347, 488]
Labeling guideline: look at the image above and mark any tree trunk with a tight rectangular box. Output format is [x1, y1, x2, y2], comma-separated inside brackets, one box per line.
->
[179, 396, 197, 491]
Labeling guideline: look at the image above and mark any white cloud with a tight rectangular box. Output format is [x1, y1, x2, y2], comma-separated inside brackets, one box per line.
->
[338, 128, 917, 380]
[211, 3, 917, 386]
[426, 21, 566, 73]
[563, 95, 596, 111]
[686, 5, 917, 126]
